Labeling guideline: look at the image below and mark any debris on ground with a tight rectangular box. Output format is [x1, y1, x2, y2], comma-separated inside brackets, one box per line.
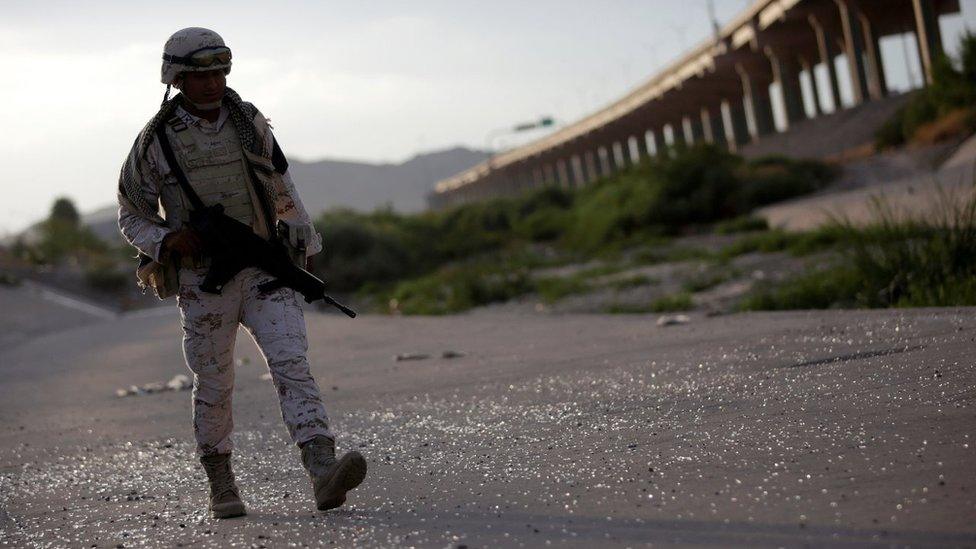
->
[116, 374, 192, 398]
[395, 352, 431, 362]
[259, 372, 273, 381]
[441, 350, 467, 359]
[656, 314, 691, 327]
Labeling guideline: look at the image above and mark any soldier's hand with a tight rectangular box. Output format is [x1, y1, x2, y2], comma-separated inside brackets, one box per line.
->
[162, 228, 205, 257]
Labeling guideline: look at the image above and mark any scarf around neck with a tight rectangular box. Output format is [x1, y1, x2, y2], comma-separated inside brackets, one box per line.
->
[118, 87, 273, 220]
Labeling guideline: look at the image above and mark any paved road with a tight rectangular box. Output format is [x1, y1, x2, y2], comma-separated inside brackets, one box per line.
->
[0, 289, 974, 547]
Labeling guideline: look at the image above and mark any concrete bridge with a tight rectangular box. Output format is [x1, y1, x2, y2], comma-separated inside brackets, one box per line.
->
[430, 0, 961, 209]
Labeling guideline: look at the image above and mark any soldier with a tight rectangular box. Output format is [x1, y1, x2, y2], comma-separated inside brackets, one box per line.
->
[117, 27, 366, 519]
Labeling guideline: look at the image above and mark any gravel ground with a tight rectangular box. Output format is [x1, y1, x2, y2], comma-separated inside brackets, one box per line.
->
[1, 286, 974, 547]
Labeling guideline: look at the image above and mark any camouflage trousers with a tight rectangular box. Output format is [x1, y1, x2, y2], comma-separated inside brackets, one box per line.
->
[177, 266, 334, 456]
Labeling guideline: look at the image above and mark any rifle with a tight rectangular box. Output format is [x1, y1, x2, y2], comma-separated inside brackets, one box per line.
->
[155, 124, 356, 318]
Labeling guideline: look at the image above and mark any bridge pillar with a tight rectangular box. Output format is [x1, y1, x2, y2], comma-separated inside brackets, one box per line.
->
[766, 47, 807, 127]
[597, 146, 612, 176]
[622, 137, 636, 166]
[737, 64, 776, 140]
[543, 163, 557, 186]
[836, 0, 871, 105]
[809, 14, 843, 112]
[801, 57, 825, 116]
[650, 127, 666, 157]
[667, 121, 686, 149]
[859, 12, 888, 99]
[912, 0, 944, 86]
[642, 130, 656, 157]
[556, 158, 571, 188]
[724, 99, 751, 151]
[584, 150, 599, 183]
[569, 155, 584, 187]
[687, 114, 705, 144]
[633, 132, 650, 163]
[532, 165, 545, 187]
[625, 136, 638, 165]
[612, 141, 628, 170]
[623, 137, 636, 167]
[704, 105, 727, 148]
[700, 107, 714, 144]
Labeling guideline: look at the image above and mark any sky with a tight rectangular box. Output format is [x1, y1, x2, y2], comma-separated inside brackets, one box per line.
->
[0, 0, 973, 236]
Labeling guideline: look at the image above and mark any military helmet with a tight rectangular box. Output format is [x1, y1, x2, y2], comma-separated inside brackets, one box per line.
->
[160, 27, 233, 85]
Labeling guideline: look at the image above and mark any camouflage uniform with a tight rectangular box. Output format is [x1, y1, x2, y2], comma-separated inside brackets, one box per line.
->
[178, 265, 332, 455]
[118, 102, 333, 456]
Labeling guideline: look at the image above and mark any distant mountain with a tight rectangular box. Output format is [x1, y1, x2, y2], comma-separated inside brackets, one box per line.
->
[67, 146, 489, 244]
[287, 146, 489, 214]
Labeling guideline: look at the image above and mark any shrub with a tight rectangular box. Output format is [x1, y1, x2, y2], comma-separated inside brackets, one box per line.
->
[649, 292, 694, 312]
[876, 31, 976, 149]
[315, 212, 416, 292]
[389, 263, 532, 315]
[534, 275, 592, 303]
[715, 215, 769, 234]
[315, 145, 834, 302]
[742, 183, 976, 310]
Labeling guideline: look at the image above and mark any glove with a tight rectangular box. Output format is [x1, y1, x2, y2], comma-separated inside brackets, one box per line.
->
[161, 228, 205, 258]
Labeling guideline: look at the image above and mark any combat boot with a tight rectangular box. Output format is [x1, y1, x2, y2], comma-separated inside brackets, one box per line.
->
[200, 453, 247, 519]
[300, 436, 367, 511]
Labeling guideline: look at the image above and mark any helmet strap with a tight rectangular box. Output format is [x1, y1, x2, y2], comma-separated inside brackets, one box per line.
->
[160, 84, 172, 107]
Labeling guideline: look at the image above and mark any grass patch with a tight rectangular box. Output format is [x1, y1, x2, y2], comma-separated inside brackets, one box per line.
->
[741, 186, 976, 310]
[388, 262, 533, 315]
[634, 245, 715, 265]
[313, 145, 834, 307]
[534, 276, 593, 304]
[718, 226, 846, 259]
[876, 31, 976, 149]
[682, 269, 735, 293]
[0, 272, 21, 287]
[738, 264, 862, 310]
[714, 215, 769, 234]
[649, 292, 694, 312]
[608, 274, 658, 291]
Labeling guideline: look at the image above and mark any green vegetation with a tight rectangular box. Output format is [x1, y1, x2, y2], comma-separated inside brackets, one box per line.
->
[608, 274, 658, 291]
[0, 272, 21, 287]
[716, 226, 846, 259]
[534, 275, 592, 304]
[714, 215, 769, 234]
[35, 198, 107, 264]
[682, 268, 736, 293]
[649, 292, 694, 312]
[387, 261, 533, 315]
[10, 197, 132, 294]
[876, 31, 976, 149]
[313, 145, 834, 313]
[741, 190, 976, 310]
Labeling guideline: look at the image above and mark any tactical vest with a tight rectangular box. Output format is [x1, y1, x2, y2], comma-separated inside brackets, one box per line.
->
[166, 114, 264, 234]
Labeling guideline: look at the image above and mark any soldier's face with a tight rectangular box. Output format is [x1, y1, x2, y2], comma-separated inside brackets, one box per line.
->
[177, 69, 226, 106]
